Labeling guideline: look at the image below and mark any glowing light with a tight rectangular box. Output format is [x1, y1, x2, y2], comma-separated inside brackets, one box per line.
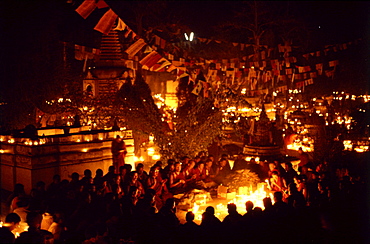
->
[189, 32, 194, 41]
[343, 140, 353, 151]
[152, 154, 161, 160]
[188, 183, 272, 223]
[82, 148, 88, 152]
[147, 147, 155, 156]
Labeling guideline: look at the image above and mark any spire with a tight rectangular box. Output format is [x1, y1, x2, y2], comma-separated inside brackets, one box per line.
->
[97, 28, 123, 61]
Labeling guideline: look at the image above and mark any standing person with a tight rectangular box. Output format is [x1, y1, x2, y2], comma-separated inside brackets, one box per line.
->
[270, 171, 287, 193]
[298, 147, 309, 170]
[111, 135, 127, 173]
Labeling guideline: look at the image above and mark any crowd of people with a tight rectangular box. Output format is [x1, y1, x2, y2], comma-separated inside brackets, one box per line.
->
[1, 152, 368, 243]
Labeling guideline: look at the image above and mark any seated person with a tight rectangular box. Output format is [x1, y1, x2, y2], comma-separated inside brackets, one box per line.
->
[232, 153, 248, 171]
[145, 166, 171, 209]
[169, 162, 186, 194]
[136, 163, 148, 185]
[121, 171, 145, 197]
[213, 158, 231, 185]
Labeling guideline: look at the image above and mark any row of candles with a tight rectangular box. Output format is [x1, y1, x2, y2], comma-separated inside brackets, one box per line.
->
[187, 182, 273, 223]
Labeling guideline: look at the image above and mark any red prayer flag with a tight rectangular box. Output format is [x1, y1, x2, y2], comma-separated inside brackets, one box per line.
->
[94, 9, 118, 35]
[96, 0, 109, 9]
[75, 0, 96, 19]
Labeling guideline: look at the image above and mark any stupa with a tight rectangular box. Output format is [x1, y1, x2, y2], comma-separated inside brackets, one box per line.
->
[243, 104, 282, 159]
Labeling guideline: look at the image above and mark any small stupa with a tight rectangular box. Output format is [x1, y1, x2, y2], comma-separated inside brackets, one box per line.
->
[243, 103, 282, 159]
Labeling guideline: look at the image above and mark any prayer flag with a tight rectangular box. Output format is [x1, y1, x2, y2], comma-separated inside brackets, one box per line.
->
[94, 9, 118, 35]
[125, 39, 146, 58]
[140, 51, 161, 69]
[96, 0, 108, 8]
[202, 81, 211, 97]
[329, 60, 339, 67]
[316, 63, 323, 75]
[114, 18, 127, 31]
[166, 64, 177, 72]
[75, 0, 96, 19]
[192, 81, 203, 95]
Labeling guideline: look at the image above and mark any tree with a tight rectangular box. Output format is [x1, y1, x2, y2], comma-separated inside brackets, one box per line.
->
[117, 71, 223, 161]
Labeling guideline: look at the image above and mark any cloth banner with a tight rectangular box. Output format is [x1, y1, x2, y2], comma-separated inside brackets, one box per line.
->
[75, 44, 100, 60]
[94, 9, 118, 35]
[75, 0, 96, 19]
[140, 51, 162, 69]
[96, 0, 109, 8]
[316, 63, 323, 75]
[192, 81, 203, 95]
[114, 18, 127, 31]
[125, 39, 146, 58]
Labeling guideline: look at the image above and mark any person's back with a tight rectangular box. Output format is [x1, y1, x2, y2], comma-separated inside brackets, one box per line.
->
[200, 207, 221, 243]
[15, 211, 53, 244]
[177, 212, 200, 244]
[223, 203, 243, 226]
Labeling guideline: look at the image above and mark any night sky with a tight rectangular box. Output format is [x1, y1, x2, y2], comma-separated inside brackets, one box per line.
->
[0, 1, 368, 52]
[0, 1, 369, 96]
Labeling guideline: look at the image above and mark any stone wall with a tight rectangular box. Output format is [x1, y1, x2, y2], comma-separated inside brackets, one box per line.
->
[0, 130, 134, 193]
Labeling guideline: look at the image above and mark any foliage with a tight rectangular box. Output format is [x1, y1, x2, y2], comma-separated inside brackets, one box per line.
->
[117, 72, 223, 161]
[224, 169, 261, 192]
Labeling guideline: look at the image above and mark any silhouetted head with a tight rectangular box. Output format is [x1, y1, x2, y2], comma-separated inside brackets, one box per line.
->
[84, 169, 92, 178]
[263, 197, 273, 209]
[227, 203, 237, 214]
[186, 211, 195, 222]
[273, 191, 283, 202]
[245, 201, 254, 212]
[205, 206, 215, 215]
